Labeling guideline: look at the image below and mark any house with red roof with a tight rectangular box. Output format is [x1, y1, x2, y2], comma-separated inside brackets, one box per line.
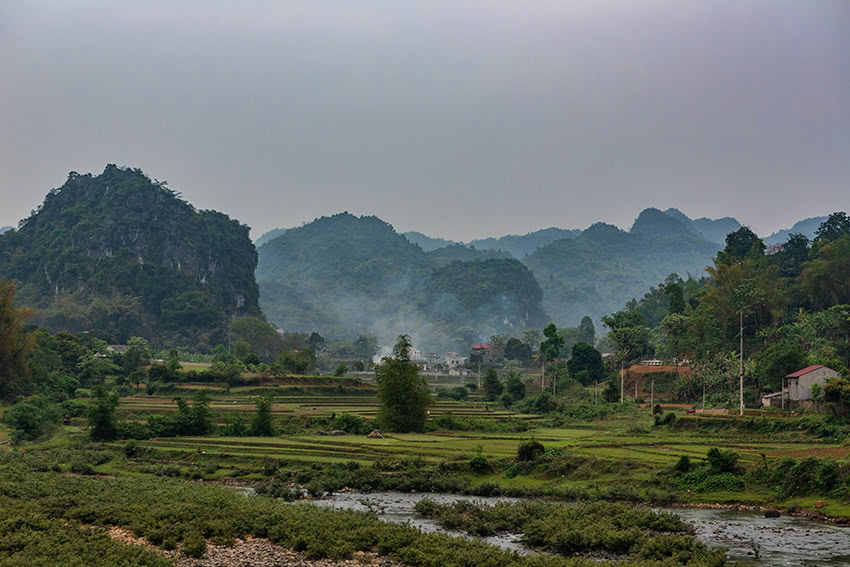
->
[785, 365, 838, 401]
[761, 365, 839, 408]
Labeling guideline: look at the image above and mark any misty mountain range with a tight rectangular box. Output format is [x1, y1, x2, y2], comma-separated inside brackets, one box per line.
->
[0, 166, 831, 352]
[256, 207, 828, 349]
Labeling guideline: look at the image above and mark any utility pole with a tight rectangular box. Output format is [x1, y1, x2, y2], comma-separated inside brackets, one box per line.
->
[594, 381, 598, 405]
[702, 381, 706, 411]
[620, 360, 624, 403]
[739, 310, 744, 417]
[477, 360, 481, 390]
[650, 378, 654, 412]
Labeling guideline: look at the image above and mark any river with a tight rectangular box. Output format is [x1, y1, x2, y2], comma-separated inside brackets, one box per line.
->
[308, 492, 850, 565]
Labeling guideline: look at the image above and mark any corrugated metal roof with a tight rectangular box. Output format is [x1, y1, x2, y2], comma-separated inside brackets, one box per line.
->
[785, 365, 826, 378]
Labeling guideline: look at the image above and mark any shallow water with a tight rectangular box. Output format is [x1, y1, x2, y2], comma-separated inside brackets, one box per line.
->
[238, 487, 850, 564]
[661, 506, 850, 565]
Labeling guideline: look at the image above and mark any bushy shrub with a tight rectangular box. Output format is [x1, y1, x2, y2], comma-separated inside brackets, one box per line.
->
[181, 530, 206, 558]
[707, 448, 740, 474]
[517, 439, 545, 462]
[469, 455, 488, 472]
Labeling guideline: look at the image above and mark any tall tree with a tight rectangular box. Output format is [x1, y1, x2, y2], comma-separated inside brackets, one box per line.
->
[482, 368, 504, 401]
[250, 394, 275, 436]
[775, 233, 810, 278]
[814, 212, 850, 243]
[720, 227, 764, 263]
[376, 335, 432, 433]
[540, 323, 564, 362]
[567, 343, 604, 385]
[504, 337, 532, 365]
[122, 336, 151, 374]
[578, 316, 596, 345]
[0, 280, 35, 401]
[88, 387, 119, 441]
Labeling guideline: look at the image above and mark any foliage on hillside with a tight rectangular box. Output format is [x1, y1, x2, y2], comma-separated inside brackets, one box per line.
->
[609, 214, 850, 405]
[0, 166, 260, 347]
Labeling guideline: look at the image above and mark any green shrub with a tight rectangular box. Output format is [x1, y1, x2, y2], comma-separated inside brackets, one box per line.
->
[469, 455, 488, 473]
[517, 439, 545, 462]
[181, 530, 206, 558]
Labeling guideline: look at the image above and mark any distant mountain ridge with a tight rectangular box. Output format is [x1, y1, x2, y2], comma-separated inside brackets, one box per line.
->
[0, 226, 12, 235]
[526, 216, 721, 325]
[764, 216, 828, 246]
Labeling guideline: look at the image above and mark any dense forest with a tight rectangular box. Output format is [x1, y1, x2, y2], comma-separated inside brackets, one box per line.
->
[0, 166, 260, 348]
[603, 212, 850, 405]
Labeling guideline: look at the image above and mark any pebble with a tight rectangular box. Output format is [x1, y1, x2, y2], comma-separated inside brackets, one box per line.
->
[106, 526, 400, 567]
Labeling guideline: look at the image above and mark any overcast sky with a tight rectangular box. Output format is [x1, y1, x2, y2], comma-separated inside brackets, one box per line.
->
[1, 1, 848, 241]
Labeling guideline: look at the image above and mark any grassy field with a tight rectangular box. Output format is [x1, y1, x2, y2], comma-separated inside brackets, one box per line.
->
[7, 379, 850, 519]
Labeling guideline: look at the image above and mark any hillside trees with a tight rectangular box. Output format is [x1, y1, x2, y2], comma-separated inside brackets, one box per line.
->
[229, 316, 285, 362]
[376, 335, 432, 433]
[0, 166, 261, 348]
[0, 280, 35, 400]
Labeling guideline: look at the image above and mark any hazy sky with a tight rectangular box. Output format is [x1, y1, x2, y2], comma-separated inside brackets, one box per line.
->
[1, 1, 848, 241]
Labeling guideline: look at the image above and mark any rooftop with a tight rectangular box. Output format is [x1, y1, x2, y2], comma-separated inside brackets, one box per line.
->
[786, 365, 826, 378]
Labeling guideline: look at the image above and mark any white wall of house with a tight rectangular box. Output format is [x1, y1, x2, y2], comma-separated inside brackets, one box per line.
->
[787, 367, 839, 400]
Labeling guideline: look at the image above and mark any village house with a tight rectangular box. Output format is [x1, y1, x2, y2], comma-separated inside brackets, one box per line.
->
[761, 365, 839, 408]
[444, 352, 467, 368]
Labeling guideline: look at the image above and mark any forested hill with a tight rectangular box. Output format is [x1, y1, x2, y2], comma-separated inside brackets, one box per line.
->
[0, 226, 12, 235]
[256, 213, 548, 350]
[0, 165, 260, 347]
[525, 212, 722, 326]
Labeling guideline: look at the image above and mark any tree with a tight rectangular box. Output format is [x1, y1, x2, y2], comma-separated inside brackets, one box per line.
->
[814, 212, 850, 243]
[334, 363, 348, 377]
[602, 310, 648, 402]
[601, 311, 648, 363]
[752, 340, 806, 393]
[229, 316, 285, 362]
[504, 369, 526, 401]
[567, 343, 604, 385]
[775, 233, 810, 278]
[664, 281, 685, 315]
[660, 313, 690, 364]
[522, 329, 542, 352]
[122, 336, 151, 374]
[0, 280, 35, 401]
[720, 227, 764, 262]
[376, 335, 432, 433]
[504, 337, 532, 365]
[800, 235, 850, 310]
[353, 335, 378, 359]
[308, 332, 326, 352]
[483, 368, 503, 401]
[578, 316, 596, 345]
[88, 387, 119, 441]
[540, 323, 564, 362]
[250, 394, 275, 436]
